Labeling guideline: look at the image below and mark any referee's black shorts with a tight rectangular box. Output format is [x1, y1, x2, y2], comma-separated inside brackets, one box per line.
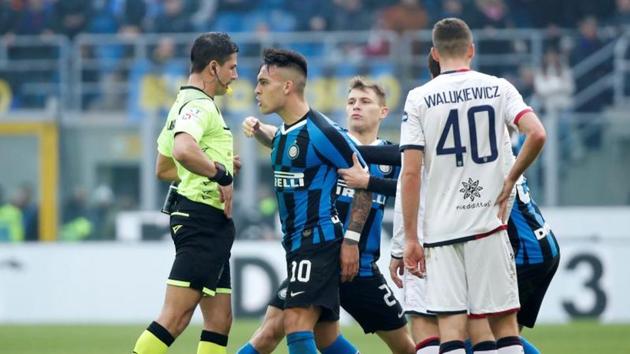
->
[167, 195, 235, 296]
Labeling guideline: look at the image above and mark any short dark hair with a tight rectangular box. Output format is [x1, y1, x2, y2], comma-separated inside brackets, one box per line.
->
[348, 76, 387, 105]
[428, 53, 441, 78]
[262, 48, 308, 78]
[432, 18, 472, 58]
[190, 32, 239, 73]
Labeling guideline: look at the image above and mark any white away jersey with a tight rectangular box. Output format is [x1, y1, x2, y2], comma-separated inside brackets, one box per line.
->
[400, 70, 531, 246]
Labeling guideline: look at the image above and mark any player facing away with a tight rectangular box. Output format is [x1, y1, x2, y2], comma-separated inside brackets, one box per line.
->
[389, 54, 559, 354]
[238, 77, 415, 354]
[400, 18, 546, 354]
[133, 32, 239, 354]
[251, 48, 373, 354]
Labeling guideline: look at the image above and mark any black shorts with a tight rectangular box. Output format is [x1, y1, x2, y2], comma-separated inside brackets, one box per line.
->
[270, 271, 407, 333]
[168, 195, 235, 296]
[340, 269, 407, 333]
[516, 255, 560, 328]
[284, 238, 342, 322]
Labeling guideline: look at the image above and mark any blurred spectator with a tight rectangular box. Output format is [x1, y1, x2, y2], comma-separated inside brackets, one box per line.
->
[90, 184, 116, 240]
[0, 0, 17, 35]
[470, 0, 513, 29]
[60, 187, 93, 241]
[10, 0, 54, 35]
[534, 47, 579, 161]
[150, 0, 193, 33]
[216, 0, 256, 12]
[331, 0, 375, 31]
[13, 183, 39, 241]
[534, 47, 574, 113]
[378, 0, 428, 34]
[571, 16, 612, 113]
[607, 0, 630, 32]
[119, 0, 147, 35]
[284, 0, 333, 31]
[50, 0, 91, 39]
[0, 185, 24, 242]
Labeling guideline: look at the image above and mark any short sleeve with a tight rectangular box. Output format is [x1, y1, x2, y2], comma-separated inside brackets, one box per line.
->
[501, 78, 533, 125]
[399, 91, 425, 152]
[156, 123, 173, 157]
[310, 120, 366, 169]
[173, 101, 215, 142]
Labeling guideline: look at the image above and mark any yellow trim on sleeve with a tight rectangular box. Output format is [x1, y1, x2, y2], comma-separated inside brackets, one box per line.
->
[170, 211, 189, 217]
[215, 288, 232, 294]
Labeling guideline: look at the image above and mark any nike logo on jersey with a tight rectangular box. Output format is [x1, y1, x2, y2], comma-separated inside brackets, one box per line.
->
[290, 291, 305, 297]
[172, 225, 182, 234]
[398, 309, 405, 318]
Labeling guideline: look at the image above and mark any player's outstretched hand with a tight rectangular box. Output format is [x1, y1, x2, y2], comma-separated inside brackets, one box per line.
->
[495, 177, 516, 223]
[219, 184, 233, 219]
[340, 239, 360, 282]
[242, 116, 261, 137]
[337, 153, 369, 189]
[389, 257, 404, 288]
[403, 240, 425, 278]
[233, 155, 241, 176]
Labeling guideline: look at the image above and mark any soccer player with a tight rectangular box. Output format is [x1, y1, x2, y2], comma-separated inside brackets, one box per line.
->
[133, 32, 239, 354]
[246, 48, 373, 354]
[401, 18, 546, 354]
[429, 53, 559, 354]
[238, 76, 415, 354]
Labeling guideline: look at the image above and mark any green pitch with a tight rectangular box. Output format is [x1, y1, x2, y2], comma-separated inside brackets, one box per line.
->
[1, 320, 628, 354]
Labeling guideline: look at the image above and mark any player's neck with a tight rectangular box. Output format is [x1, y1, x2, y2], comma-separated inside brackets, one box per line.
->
[438, 58, 471, 73]
[187, 73, 216, 98]
[349, 130, 378, 145]
[279, 98, 309, 126]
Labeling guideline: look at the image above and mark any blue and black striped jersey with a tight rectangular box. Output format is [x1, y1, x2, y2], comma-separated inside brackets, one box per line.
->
[507, 178, 560, 265]
[271, 109, 365, 252]
[335, 138, 400, 277]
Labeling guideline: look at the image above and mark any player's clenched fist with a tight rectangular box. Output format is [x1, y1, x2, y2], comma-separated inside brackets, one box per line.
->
[242, 116, 261, 137]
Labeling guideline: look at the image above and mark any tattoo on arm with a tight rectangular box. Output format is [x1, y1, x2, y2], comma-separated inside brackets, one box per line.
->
[347, 189, 372, 233]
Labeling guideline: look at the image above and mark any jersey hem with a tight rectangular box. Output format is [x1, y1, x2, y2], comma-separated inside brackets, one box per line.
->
[423, 225, 508, 248]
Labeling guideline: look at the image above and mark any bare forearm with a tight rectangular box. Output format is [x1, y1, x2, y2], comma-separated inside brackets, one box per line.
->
[509, 131, 546, 182]
[347, 189, 372, 233]
[173, 137, 217, 179]
[401, 172, 420, 243]
[255, 123, 277, 148]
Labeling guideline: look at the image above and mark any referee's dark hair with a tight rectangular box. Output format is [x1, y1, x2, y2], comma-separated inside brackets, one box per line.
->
[190, 32, 239, 73]
[262, 48, 308, 79]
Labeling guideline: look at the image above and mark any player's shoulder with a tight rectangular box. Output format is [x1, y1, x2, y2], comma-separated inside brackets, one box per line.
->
[308, 109, 343, 134]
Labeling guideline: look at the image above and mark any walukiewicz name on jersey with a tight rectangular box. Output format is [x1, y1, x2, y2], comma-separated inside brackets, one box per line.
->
[424, 86, 500, 108]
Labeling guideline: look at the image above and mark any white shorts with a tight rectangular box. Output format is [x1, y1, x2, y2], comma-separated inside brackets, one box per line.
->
[402, 270, 433, 317]
[425, 231, 520, 316]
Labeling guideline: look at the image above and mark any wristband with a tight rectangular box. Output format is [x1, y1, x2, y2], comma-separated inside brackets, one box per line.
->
[211, 162, 233, 186]
[344, 230, 361, 243]
[391, 254, 402, 260]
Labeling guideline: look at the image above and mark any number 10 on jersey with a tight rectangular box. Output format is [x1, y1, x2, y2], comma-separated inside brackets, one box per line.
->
[436, 105, 498, 167]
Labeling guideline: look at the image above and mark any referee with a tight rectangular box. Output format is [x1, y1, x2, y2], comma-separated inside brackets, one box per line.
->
[133, 32, 239, 354]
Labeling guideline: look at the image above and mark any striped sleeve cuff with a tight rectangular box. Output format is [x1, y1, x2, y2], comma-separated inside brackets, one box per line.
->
[400, 144, 424, 152]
